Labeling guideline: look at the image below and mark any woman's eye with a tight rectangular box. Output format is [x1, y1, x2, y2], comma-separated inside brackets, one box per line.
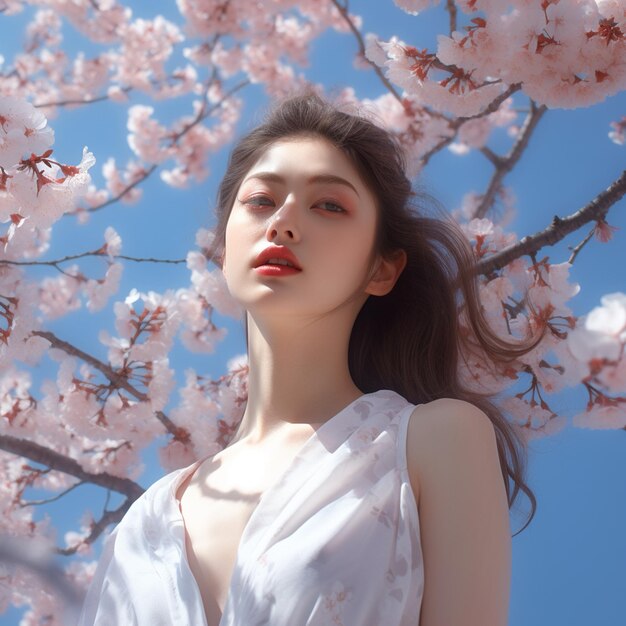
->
[316, 201, 346, 213]
[242, 195, 274, 207]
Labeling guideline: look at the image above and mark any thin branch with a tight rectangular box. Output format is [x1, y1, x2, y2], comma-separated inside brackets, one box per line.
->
[55, 499, 131, 556]
[21, 479, 85, 506]
[82, 78, 249, 214]
[446, 0, 458, 35]
[29, 330, 189, 441]
[475, 170, 626, 275]
[0, 434, 144, 500]
[33, 86, 133, 109]
[0, 250, 187, 268]
[567, 224, 597, 264]
[0, 534, 83, 620]
[473, 100, 547, 219]
[84, 164, 158, 213]
[456, 83, 522, 123]
[329, 0, 403, 105]
[419, 84, 522, 168]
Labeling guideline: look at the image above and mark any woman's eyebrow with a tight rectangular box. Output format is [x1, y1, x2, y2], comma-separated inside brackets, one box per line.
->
[243, 172, 360, 197]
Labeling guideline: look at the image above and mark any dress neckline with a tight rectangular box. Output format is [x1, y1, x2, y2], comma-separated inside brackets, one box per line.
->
[172, 389, 388, 626]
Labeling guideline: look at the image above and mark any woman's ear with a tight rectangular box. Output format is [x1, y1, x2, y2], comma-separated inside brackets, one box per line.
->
[365, 249, 407, 296]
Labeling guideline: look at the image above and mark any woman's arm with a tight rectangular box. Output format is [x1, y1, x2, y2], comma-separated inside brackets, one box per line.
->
[406, 398, 512, 626]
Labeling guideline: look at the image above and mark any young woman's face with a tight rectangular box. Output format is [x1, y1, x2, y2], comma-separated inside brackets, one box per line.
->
[222, 136, 381, 321]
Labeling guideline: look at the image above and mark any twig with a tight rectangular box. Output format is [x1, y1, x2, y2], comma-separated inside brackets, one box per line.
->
[329, 0, 404, 105]
[34, 87, 133, 109]
[475, 170, 626, 275]
[29, 330, 189, 441]
[472, 100, 547, 219]
[446, 0, 458, 35]
[21, 480, 85, 506]
[0, 251, 187, 268]
[55, 499, 131, 556]
[567, 224, 597, 264]
[83, 78, 249, 214]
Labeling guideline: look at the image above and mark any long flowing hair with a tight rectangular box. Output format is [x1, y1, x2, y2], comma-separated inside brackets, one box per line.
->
[207, 92, 540, 535]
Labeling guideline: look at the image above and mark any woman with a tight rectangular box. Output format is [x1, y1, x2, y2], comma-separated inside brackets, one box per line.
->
[78, 93, 537, 626]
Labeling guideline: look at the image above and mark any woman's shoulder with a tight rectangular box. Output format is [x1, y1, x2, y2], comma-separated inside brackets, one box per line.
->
[403, 398, 511, 626]
[405, 398, 497, 501]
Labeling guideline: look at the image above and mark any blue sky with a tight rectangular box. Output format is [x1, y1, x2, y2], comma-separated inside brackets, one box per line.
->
[1, 3, 625, 625]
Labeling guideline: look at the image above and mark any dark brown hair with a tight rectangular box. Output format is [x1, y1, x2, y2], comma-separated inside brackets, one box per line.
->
[208, 92, 538, 536]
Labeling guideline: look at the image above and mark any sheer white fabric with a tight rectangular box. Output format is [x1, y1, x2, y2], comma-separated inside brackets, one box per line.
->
[77, 389, 424, 626]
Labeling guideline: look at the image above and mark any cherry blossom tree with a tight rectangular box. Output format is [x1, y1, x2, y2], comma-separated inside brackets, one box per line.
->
[0, 0, 624, 623]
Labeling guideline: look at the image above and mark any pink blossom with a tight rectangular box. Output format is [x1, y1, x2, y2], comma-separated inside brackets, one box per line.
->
[101, 157, 143, 204]
[348, 91, 453, 173]
[187, 249, 243, 318]
[572, 403, 626, 429]
[527, 261, 580, 314]
[126, 105, 171, 164]
[449, 97, 519, 152]
[393, 0, 434, 15]
[364, 34, 389, 67]
[147, 358, 176, 412]
[176, 288, 227, 353]
[609, 116, 626, 145]
[103, 225, 121, 259]
[9, 146, 95, 229]
[594, 219, 618, 242]
[195, 226, 216, 252]
[38, 264, 83, 319]
[83, 261, 123, 312]
[499, 396, 567, 441]
[106, 85, 129, 102]
[568, 292, 626, 362]
[158, 438, 198, 473]
[26, 9, 63, 50]
[0, 96, 54, 167]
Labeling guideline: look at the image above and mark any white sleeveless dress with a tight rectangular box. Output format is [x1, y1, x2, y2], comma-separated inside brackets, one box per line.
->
[77, 389, 425, 626]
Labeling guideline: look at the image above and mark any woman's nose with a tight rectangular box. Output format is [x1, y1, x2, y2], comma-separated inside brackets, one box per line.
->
[265, 198, 300, 242]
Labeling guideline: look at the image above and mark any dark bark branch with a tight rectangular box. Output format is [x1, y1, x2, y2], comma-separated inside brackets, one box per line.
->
[473, 100, 547, 219]
[329, 0, 404, 105]
[414, 85, 522, 167]
[0, 534, 84, 617]
[475, 170, 626, 275]
[457, 83, 522, 123]
[0, 434, 144, 500]
[0, 250, 187, 268]
[55, 499, 133, 556]
[446, 0, 458, 35]
[30, 330, 188, 441]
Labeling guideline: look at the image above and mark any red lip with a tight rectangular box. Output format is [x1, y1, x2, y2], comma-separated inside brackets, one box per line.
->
[253, 245, 302, 271]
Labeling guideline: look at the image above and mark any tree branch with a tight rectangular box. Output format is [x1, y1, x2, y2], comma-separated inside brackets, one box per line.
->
[567, 224, 597, 264]
[81, 77, 249, 214]
[0, 434, 144, 500]
[329, 0, 404, 105]
[473, 100, 547, 219]
[446, 0, 458, 35]
[0, 250, 187, 268]
[34, 86, 133, 109]
[475, 170, 626, 275]
[30, 330, 190, 442]
[56, 498, 132, 556]
[0, 534, 83, 620]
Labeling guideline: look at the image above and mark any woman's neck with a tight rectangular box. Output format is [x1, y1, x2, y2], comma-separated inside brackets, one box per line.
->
[233, 312, 363, 445]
